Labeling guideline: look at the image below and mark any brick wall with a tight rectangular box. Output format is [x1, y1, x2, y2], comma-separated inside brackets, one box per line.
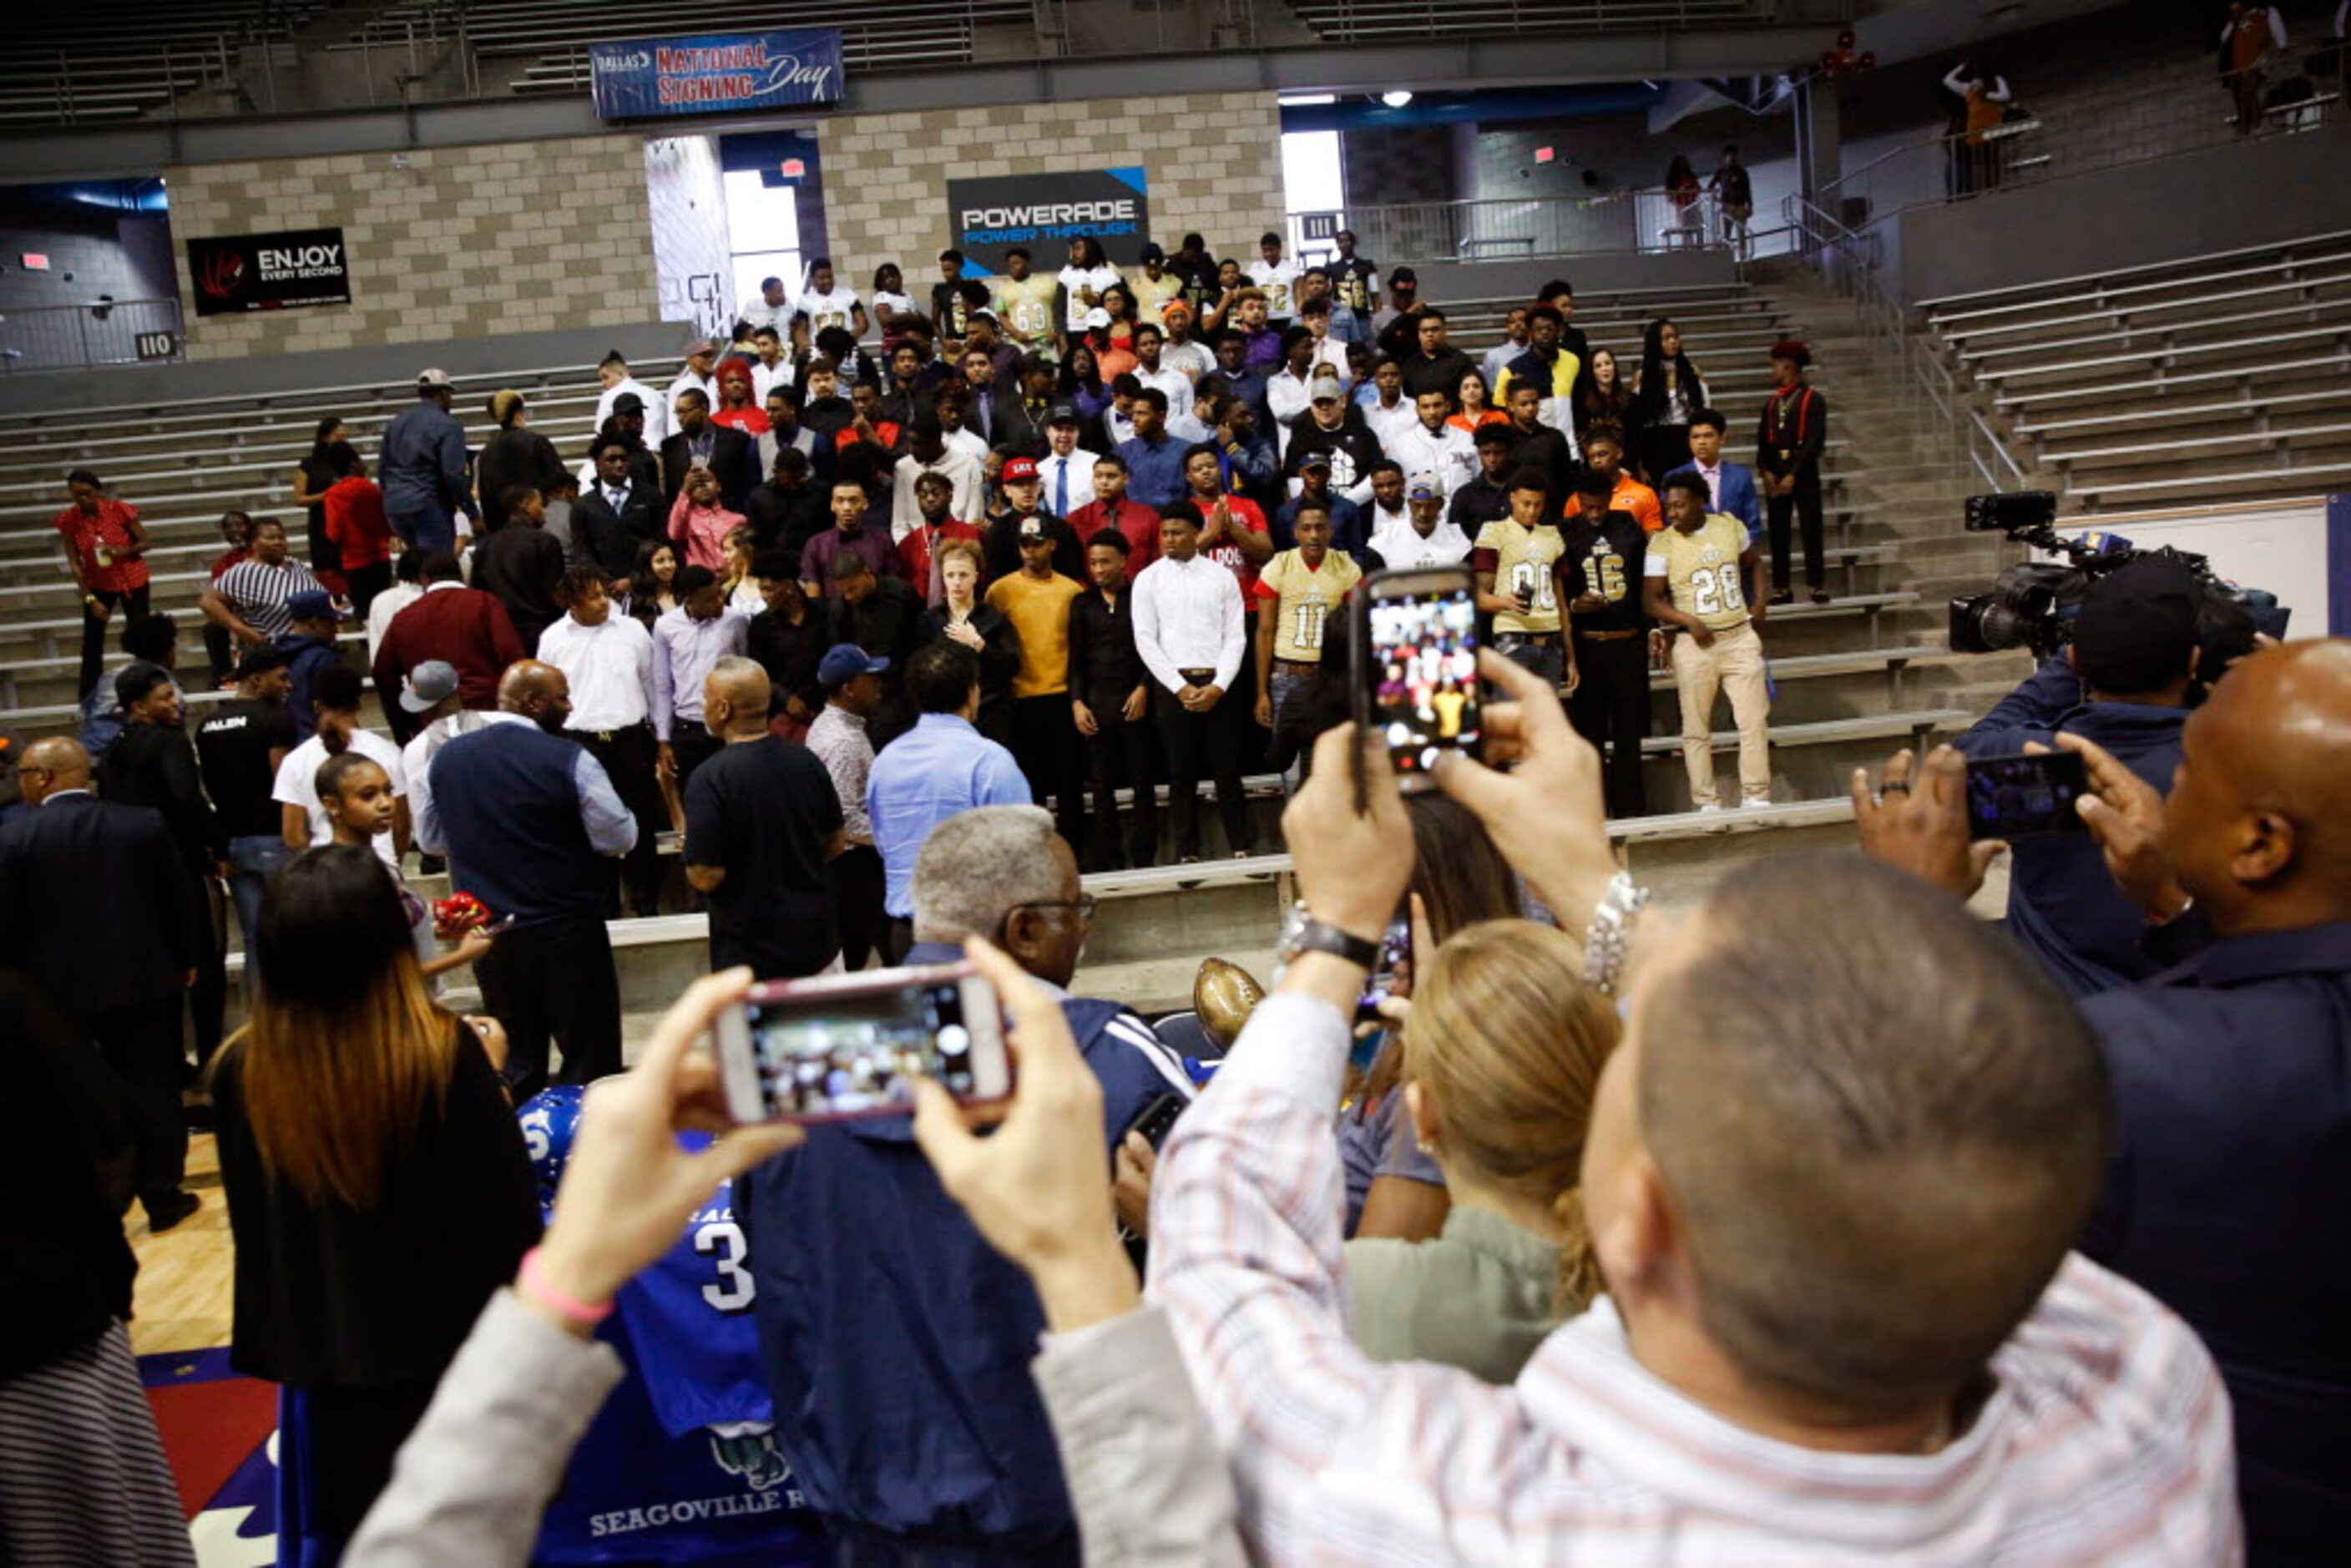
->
[815, 92, 1283, 272]
[165, 135, 660, 362]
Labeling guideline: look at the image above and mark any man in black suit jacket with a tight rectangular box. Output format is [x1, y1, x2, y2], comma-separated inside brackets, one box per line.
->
[0, 737, 200, 1229]
[661, 387, 759, 510]
[574, 438, 665, 580]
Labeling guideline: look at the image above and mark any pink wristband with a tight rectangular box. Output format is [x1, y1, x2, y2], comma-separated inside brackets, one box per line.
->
[517, 1247, 614, 1327]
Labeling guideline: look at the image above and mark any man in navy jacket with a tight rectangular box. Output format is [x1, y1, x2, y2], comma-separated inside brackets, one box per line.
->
[1954, 559, 2197, 998]
[738, 805, 1191, 1562]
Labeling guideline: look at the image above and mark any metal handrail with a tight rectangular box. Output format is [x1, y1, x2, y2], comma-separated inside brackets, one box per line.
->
[1965, 407, 2028, 491]
[1285, 187, 1732, 267]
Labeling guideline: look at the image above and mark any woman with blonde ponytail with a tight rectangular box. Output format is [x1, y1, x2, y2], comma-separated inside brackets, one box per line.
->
[1344, 918, 1619, 1383]
[210, 845, 540, 1562]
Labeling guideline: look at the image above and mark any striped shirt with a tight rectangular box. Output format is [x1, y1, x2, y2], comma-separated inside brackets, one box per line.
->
[213, 556, 323, 640]
[1147, 991, 2241, 1565]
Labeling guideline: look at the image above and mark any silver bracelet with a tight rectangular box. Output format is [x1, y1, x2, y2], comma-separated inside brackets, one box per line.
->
[1583, 872, 1651, 996]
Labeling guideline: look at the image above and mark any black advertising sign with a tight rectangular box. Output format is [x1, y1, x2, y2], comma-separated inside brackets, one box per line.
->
[944, 168, 1150, 272]
[187, 228, 352, 316]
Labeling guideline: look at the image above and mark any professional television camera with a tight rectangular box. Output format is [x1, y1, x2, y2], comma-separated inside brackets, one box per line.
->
[1948, 491, 2288, 686]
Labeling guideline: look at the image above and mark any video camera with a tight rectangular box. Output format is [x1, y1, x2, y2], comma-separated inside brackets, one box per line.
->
[1948, 491, 2288, 684]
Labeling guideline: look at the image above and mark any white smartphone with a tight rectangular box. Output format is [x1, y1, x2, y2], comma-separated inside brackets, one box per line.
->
[713, 961, 1011, 1125]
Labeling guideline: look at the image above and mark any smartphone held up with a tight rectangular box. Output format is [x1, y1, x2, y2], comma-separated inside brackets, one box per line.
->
[1964, 751, 2090, 842]
[714, 962, 1012, 1125]
[1355, 566, 1483, 793]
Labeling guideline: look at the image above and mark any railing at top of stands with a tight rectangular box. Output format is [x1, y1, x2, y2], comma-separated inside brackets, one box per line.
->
[1783, 192, 1964, 478]
[0, 300, 186, 374]
[1285, 189, 1743, 268]
[1816, 57, 2343, 237]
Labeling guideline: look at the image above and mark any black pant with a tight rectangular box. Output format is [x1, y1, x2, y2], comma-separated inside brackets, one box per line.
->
[668, 721, 723, 796]
[205, 620, 238, 685]
[1011, 693, 1087, 852]
[1153, 681, 1249, 858]
[79, 584, 150, 703]
[1570, 633, 1651, 818]
[828, 844, 891, 969]
[1766, 463, 1826, 592]
[343, 559, 392, 618]
[578, 726, 665, 918]
[86, 996, 187, 1211]
[188, 871, 228, 1066]
[886, 916, 915, 965]
[1082, 685, 1158, 869]
[473, 913, 624, 1096]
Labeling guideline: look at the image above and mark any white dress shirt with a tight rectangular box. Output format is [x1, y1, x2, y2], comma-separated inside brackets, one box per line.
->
[750, 357, 791, 404]
[1037, 448, 1102, 522]
[1130, 552, 1246, 694]
[891, 448, 985, 540]
[365, 581, 424, 660]
[537, 613, 655, 732]
[1368, 514, 1474, 569]
[1386, 422, 1480, 498]
[596, 376, 671, 447]
[944, 426, 989, 464]
[1364, 397, 1419, 457]
[1136, 364, 1195, 411]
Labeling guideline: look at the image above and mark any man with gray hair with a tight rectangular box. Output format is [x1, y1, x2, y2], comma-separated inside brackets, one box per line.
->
[736, 802, 1191, 1562]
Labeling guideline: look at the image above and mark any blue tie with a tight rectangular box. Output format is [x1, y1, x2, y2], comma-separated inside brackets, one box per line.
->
[1055, 460, 1068, 518]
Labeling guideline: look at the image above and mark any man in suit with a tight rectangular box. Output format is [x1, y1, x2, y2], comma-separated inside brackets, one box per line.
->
[371, 551, 528, 745]
[661, 387, 758, 511]
[1666, 407, 1762, 546]
[0, 737, 201, 1229]
[572, 438, 664, 581]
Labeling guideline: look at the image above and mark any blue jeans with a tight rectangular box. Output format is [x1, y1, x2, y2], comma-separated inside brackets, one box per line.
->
[1495, 635, 1564, 689]
[387, 502, 457, 556]
[227, 834, 293, 993]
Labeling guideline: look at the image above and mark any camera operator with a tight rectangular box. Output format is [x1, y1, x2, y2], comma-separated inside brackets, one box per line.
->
[1953, 557, 2198, 997]
[1855, 639, 2351, 1564]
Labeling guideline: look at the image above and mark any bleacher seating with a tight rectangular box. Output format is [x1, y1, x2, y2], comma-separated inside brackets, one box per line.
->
[330, 0, 1038, 96]
[1923, 232, 2351, 512]
[0, 3, 325, 126]
[1287, 0, 1769, 44]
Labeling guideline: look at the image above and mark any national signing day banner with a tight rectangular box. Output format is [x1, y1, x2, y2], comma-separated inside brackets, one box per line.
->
[946, 169, 1151, 272]
[589, 28, 844, 119]
[187, 228, 351, 316]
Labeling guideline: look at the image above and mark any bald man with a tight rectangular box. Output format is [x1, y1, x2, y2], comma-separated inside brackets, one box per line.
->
[0, 736, 205, 1228]
[1856, 640, 2351, 1560]
[683, 655, 845, 979]
[415, 657, 635, 1093]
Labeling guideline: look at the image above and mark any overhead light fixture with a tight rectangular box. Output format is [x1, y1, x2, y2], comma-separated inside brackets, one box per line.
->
[1279, 93, 1337, 106]
[1381, 90, 1413, 108]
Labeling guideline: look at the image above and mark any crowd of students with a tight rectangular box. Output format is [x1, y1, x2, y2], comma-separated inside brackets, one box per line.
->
[13, 226, 2348, 1568]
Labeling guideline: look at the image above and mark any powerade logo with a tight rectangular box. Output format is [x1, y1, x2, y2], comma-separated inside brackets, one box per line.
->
[958, 197, 1139, 245]
[946, 170, 1151, 270]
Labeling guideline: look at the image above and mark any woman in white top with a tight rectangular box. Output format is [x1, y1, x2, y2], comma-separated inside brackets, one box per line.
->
[1055, 236, 1124, 346]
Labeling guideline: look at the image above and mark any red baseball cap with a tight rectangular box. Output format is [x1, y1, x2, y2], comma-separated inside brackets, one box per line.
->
[1002, 456, 1040, 482]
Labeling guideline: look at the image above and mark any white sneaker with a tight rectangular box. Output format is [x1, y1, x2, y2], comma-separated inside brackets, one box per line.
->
[1696, 802, 1727, 814]
[1742, 796, 1773, 810]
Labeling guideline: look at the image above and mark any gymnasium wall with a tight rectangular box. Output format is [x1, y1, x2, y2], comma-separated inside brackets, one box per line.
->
[814, 91, 1284, 273]
[164, 134, 660, 361]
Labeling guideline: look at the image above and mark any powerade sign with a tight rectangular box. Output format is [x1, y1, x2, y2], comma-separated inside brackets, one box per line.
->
[589, 28, 843, 119]
[946, 169, 1150, 271]
[186, 228, 351, 316]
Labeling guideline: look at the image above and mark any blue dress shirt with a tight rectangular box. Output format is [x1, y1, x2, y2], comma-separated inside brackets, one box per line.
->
[865, 714, 1031, 918]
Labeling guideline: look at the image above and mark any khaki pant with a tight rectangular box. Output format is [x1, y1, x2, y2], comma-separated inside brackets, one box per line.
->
[1671, 620, 1772, 807]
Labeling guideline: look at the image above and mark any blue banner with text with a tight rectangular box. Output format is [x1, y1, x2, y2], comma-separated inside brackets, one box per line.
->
[590, 29, 844, 120]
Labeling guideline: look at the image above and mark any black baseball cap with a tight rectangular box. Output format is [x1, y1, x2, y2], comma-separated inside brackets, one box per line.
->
[1140, 242, 1165, 262]
[2071, 557, 2202, 695]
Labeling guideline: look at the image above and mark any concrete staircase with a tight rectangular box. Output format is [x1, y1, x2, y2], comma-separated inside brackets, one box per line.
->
[1747, 259, 2035, 715]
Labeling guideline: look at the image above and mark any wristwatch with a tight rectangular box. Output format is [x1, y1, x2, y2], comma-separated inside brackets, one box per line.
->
[1274, 899, 1382, 973]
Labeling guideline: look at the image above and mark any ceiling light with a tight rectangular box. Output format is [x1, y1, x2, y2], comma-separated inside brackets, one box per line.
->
[1279, 93, 1337, 106]
[1381, 90, 1413, 108]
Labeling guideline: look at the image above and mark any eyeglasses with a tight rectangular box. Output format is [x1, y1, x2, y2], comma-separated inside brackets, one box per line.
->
[1011, 893, 1099, 926]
